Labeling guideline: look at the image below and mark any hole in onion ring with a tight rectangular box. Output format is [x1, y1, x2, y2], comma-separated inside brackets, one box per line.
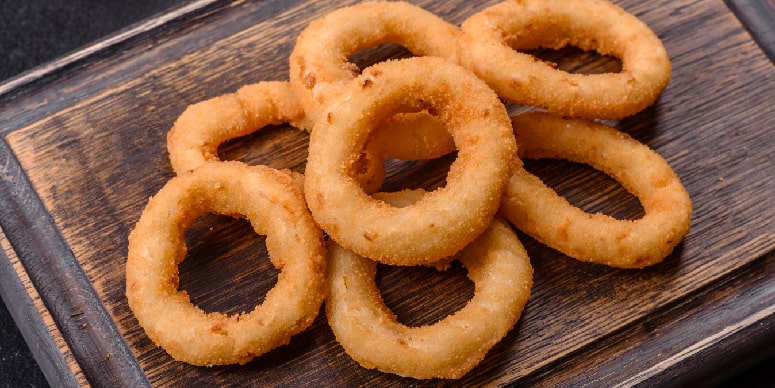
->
[180, 214, 280, 316]
[380, 153, 454, 193]
[216, 124, 309, 172]
[348, 43, 415, 72]
[367, 108, 457, 193]
[522, 159, 644, 220]
[523, 46, 623, 75]
[375, 259, 474, 328]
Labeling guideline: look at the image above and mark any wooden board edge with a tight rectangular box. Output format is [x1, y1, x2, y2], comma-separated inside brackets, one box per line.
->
[0, 139, 149, 387]
[0, 0, 229, 105]
[604, 252, 775, 386]
[726, 0, 775, 63]
[0, 226, 86, 388]
[515, 251, 775, 386]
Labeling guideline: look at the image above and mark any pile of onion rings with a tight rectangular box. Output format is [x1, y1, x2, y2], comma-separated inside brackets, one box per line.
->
[126, 0, 692, 381]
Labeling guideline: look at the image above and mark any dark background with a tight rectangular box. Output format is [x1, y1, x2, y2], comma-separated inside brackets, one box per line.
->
[0, 0, 772, 387]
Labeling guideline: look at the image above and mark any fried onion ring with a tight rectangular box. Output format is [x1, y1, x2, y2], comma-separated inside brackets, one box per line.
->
[326, 191, 533, 379]
[304, 57, 517, 265]
[167, 81, 303, 174]
[126, 162, 326, 366]
[289, 1, 458, 159]
[458, 0, 672, 119]
[166, 81, 385, 193]
[500, 112, 692, 268]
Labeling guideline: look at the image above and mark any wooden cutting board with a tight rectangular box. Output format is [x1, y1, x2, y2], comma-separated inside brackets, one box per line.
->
[1, 0, 773, 386]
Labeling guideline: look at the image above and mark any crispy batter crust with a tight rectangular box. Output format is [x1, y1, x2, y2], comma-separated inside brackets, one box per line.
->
[326, 190, 532, 379]
[304, 57, 517, 265]
[500, 112, 692, 268]
[459, 0, 672, 119]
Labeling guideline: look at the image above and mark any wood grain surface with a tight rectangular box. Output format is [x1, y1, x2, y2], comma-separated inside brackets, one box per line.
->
[0, 0, 773, 386]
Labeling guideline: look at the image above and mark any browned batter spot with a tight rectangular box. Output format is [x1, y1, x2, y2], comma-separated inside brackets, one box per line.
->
[303, 73, 316, 89]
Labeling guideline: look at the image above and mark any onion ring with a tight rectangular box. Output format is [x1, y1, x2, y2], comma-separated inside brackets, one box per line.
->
[326, 190, 533, 379]
[458, 0, 672, 119]
[500, 112, 692, 268]
[304, 56, 517, 265]
[126, 161, 326, 366]
[166, 81, 303, 174]
[165, 81, 385, 193]
[289, 1, 458, 159]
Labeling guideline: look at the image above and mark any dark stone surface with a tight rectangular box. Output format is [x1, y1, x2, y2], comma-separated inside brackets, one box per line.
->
[0, 298, 47, 387]
[0, 0, 184, 81]
[0, 1, 771, 387]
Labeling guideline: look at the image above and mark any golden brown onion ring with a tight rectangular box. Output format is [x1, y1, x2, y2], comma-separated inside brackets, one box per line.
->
[326, 190, 533, 379]
[126, 162, 326, 366]
[500, 112, 692, 268]
[166, 81, 385, 193]
[166, 82, 303, 174]
[458, 0, 672, 119]
[304, 57, 517, 265]
[289, 1, 458, 159]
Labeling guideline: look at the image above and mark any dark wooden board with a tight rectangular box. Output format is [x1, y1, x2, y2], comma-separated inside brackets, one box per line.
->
[0, 0, 773, 386]
[726, 0, 775, 63]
